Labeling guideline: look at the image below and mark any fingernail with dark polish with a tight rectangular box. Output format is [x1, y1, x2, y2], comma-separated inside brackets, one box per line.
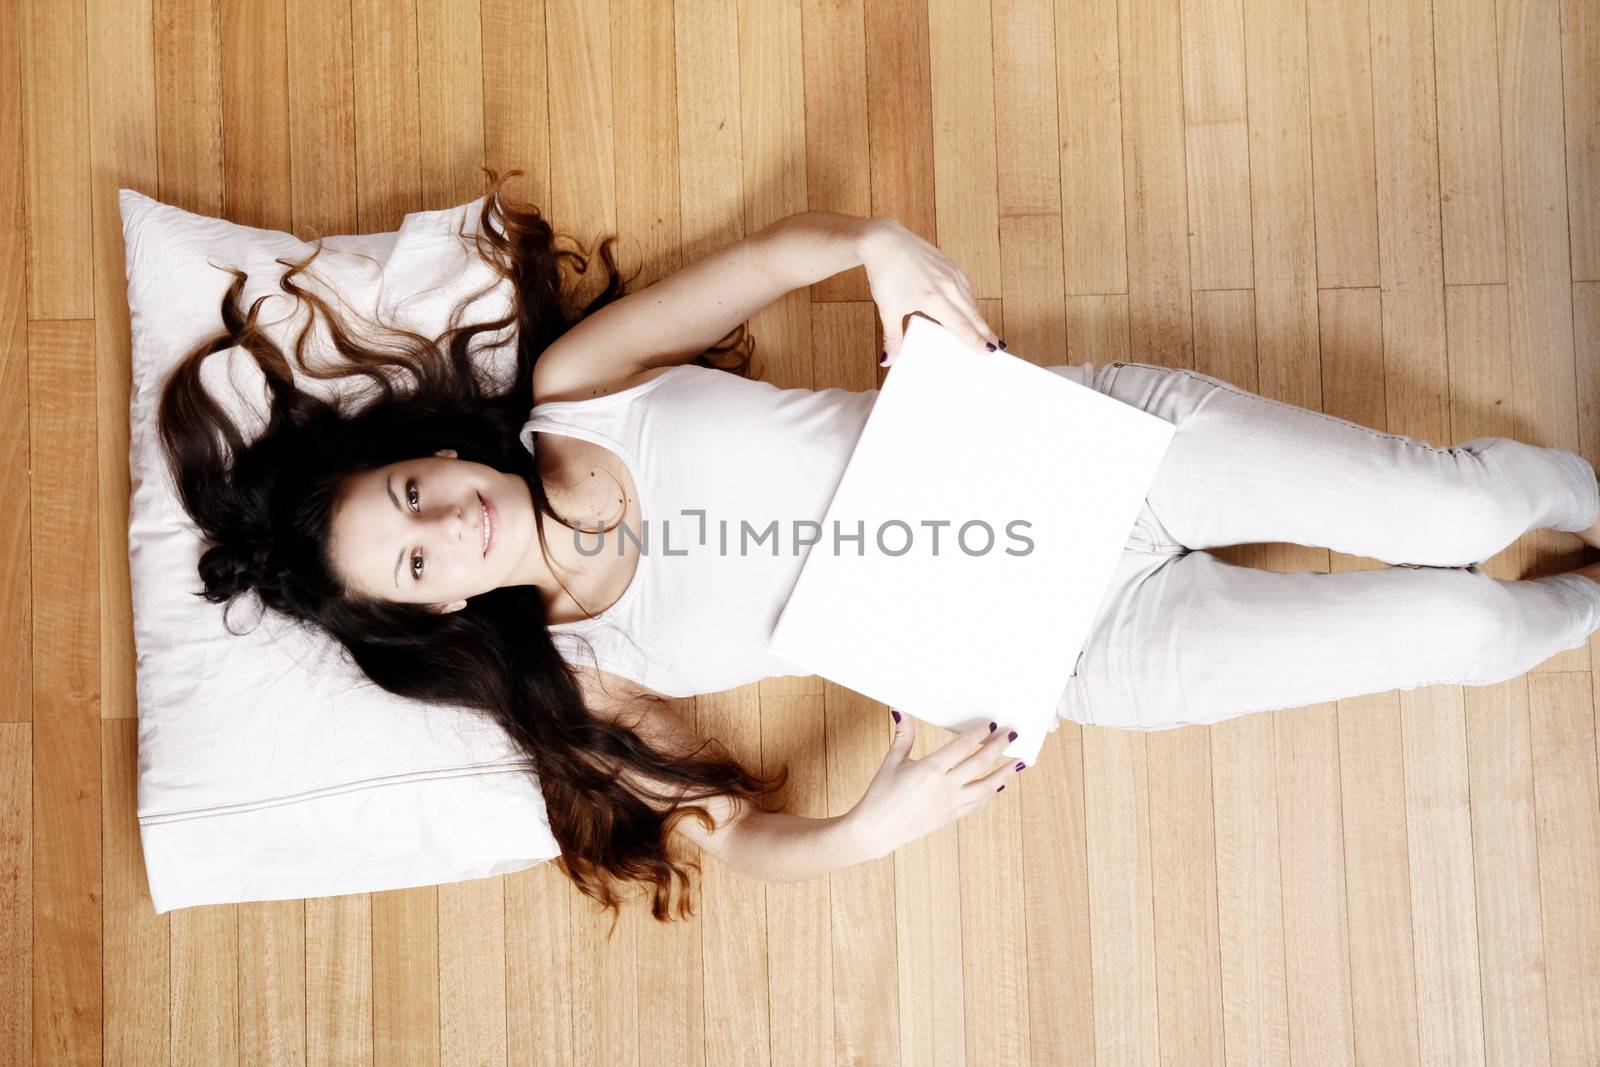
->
[891, 708, 901, 722]
[996, 784, 1005, 792]
[1016, 762, 1026, 772]
[880, 351, 888, 366]
[998, 339, 1007, 350]
[985, 342, 997, 352]
[1008, 731, 1017, 741]
[989, 721, 997, 732]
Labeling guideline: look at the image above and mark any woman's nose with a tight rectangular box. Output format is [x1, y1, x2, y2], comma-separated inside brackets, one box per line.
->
[432, 503, 467, 541]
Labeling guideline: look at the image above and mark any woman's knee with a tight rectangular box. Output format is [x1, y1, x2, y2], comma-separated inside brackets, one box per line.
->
[1418, 570, 1532, 684]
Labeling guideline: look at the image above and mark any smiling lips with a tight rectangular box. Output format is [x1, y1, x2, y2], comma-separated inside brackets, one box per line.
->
[477, 492, 495, 557]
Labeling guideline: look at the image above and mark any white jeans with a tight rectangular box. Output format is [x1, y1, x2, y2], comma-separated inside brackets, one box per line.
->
[1047, 360, 1600, 731]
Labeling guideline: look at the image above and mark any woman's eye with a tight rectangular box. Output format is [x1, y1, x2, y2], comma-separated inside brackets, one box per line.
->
[406, 479, 423, 579]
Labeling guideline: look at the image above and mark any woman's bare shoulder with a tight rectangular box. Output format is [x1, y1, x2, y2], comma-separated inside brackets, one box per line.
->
[532, 355, 678, 407]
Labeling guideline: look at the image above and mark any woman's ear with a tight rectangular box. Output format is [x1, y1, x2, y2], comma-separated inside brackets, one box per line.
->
[434, 448, 457, 459]
[429, 599, 468, 615]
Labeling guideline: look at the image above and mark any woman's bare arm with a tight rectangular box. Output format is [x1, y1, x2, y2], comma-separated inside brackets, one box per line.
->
[533, 212, 885, 405]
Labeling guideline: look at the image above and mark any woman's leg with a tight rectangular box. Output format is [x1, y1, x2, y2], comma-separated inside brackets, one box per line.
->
[1097, 361, 1600, 567]
[1060, 549, 1600, 731]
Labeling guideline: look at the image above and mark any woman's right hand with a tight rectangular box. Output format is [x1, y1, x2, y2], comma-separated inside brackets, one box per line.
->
[845, 712, 1026, 860]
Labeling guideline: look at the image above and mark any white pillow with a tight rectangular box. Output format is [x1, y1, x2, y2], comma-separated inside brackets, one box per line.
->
[120, 187, 562, 913]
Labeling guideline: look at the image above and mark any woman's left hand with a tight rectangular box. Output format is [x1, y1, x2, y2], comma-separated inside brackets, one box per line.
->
[861, 218, 1003, 367]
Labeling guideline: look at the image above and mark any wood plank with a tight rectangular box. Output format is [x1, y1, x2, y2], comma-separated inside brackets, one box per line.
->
[1054, 0, 1127, 295]
[996, 215, 1068, 361]
[988, 0, 1061, 212]
[674, 0, 744, 263]
[155, 0, 223, 218]
[372, 889, 437, 1067]
[1365, 0, 1453, 578]
[351, 0, 422, 228]
[171, 904, 240, 1065]
[1319, 286, 1421, 1067]
[20, 0, 92, 320]
[737, 0, 807, 248]
[1020, 722, 1096, 1067]
[1274, 702, 1356, 1067]
[221, 0, 293, 227]
[613, 0, 681, 290]
[548, 0, 618, 240]
[416, 0, 487, 203]
[103, 719, 169, 1066]
[439, 878, 508, 1066]
[0, 723, 32, 1065]
[238, 900, 307, 1067]
[801, 0, 873, 303]
[1117, 0, 1191, 365]
[1579, 282, 1600, 513]
[1562, 0, 1599, 281]
[481, 0, 551, 209]
[1145, 726, 1225, 1067]
[864, 0, 938, 287]
[1432, 0, 1507, 285]
[694, 687, 769, 1067]
[733, 0, 814, 400]
[506, 863, 577, 1067]
[88, 0, 154, 724]
[1065, 294, 1130, 365]
[1082, 727, 1159, 1065]
[993, 0, 1069, 364]
[1401, 694, 1487, 1067]
[1304, 0, 1379, 288]
[1241, 0, 1318, 403]
[1497, 0, 1584, 644]
[763, 679, 839, 1067]
[1463, 680, 1555, 1067]
[893, 718, 967, 1067]
[306, 894, 374, 1067]
[30, 319, 102, 1067]
[1529, 672, 1600, 1066]
[1, 0, 32, 725]
[1211, 711, 1291, 1067]
[956, 767, 1031, 1066]
[1190, 286, 1257, 385]
[285, 0, 356, 239]
[1179, 0, 1253, 291]
[1336, 700, 1423, 1067]
[927, 0, 1002, 298]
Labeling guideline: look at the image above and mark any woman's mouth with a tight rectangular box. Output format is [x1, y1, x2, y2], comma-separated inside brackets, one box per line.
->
[478, 491, 496, 556]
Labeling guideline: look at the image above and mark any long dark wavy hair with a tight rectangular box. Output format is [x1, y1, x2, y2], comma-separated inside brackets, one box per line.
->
[156, 166, 790, 935]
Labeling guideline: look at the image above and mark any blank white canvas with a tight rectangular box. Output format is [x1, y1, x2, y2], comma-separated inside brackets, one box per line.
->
[767, 316, 1176, 765]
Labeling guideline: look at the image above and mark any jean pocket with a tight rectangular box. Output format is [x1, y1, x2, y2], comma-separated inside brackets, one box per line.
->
[1134, 516, 1186, 556]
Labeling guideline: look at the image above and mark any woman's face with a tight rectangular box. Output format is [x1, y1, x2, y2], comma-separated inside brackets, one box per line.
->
[330, 449, 528, 610]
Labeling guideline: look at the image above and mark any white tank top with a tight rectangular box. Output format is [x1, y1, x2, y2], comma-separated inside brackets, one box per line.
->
[517, 363, 878, 696]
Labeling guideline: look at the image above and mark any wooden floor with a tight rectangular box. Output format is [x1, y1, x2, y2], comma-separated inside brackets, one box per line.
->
[4, 0, 1598, 1063]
